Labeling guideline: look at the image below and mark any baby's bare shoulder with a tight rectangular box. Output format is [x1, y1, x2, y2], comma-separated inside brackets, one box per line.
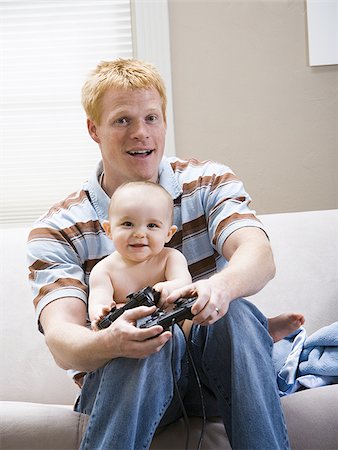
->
[162, 246, 181, 256]
[162, 247, 185, 260]
[92, 252, 119, 274]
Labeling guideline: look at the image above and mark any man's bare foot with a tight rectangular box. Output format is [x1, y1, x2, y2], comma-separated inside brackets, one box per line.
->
[268, 313, 305, 343]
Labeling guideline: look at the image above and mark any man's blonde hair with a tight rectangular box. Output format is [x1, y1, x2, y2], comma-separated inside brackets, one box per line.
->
[81, 59, 167, 125]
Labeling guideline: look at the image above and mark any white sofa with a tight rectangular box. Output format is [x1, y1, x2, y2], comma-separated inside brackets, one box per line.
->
[1, 210, 338, 449]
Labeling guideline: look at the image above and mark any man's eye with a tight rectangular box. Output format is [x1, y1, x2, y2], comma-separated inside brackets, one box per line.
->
[115, 117, 129, 125]
[146, 114, 157, 123]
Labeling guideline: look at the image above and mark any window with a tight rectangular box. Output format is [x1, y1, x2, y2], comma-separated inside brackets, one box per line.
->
[0, 0, 174, 225]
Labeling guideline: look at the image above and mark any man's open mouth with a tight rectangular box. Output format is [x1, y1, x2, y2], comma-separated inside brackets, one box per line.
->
[127, 149, 153, 156]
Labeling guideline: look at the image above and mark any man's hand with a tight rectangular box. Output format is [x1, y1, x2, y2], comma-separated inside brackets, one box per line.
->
[41, 298, 172, 372]
[166, 276, 230, 326]
[102, 305, 172, 359]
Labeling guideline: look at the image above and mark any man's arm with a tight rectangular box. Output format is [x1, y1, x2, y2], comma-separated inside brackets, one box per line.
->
[216, 227, 275, 300]
[40, 297, 172, 373]
[167, 227, 275, 325]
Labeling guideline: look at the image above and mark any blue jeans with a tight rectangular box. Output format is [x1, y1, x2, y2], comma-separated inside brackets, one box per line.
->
[75, 299, 290, 449]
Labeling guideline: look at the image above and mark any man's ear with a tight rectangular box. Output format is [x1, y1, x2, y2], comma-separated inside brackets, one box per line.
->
[87, 119, 100, 144]
[102, 220, 112, 239]
[165, 225, 177, 243]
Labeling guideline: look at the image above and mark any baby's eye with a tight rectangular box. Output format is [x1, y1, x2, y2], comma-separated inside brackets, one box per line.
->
[122, 221, 133, 227]
[147, 223, 158, 229]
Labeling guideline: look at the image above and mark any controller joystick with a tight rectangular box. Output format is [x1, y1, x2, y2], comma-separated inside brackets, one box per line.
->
[137, 296, 197, 330]
[97, 286, 160, 330]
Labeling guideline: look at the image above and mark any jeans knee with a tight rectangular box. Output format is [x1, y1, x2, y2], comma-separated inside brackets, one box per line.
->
[204, 298, 272, 357]
[226, 298, 268, 329]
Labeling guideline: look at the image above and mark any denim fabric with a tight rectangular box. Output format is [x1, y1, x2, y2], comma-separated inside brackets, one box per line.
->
[75, 298, 290, 450]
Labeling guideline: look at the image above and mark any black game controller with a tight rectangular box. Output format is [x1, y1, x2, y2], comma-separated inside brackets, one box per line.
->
[137, 296, 197, 331]
[97, 286, 160, 330]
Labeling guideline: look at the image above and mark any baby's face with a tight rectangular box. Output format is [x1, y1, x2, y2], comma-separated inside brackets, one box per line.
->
[107, 186, 176, 262]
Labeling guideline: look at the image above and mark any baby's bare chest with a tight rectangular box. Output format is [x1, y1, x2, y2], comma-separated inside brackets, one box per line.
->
[111, 259, 166, 303]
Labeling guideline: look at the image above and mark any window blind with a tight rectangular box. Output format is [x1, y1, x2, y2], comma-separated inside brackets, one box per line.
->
[0, 0, 133, 225]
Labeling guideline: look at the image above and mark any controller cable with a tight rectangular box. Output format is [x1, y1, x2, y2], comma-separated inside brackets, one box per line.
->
[170, 322, 206, 450]
[171, 321, 190, 449]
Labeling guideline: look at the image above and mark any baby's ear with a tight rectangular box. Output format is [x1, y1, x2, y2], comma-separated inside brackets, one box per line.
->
[165, 225, 177, 243]
[102, 220, 112, 239]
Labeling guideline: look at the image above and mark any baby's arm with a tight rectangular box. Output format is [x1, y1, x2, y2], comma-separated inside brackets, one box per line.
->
[88, 258, 116, 326]
[153, 249, 192, 306]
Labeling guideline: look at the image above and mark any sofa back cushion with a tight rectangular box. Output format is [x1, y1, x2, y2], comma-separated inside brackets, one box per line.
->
[1, 209, 337, 404]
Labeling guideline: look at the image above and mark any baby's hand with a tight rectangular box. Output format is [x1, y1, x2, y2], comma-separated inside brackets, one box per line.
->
[90, 302, 116, 331]
[153, 282, 173, 309]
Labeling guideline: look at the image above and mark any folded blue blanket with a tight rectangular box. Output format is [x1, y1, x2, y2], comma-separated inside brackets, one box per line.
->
[299, 322, 338, 377]
[274, 322, 338, 396]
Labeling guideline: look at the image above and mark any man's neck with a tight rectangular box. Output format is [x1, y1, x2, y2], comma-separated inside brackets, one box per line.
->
[99, 171, 161, 198]
[99, 171, 122, 198]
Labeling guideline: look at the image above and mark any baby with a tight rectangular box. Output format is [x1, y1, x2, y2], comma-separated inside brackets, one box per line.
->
[88, 180, 304, 341]
[88, 181, 192, 326]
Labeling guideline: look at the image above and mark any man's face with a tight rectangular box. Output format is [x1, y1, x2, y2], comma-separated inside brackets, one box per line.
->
[88, 88, 166, 193]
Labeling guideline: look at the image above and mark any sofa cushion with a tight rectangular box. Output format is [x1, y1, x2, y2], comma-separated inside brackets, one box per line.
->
[252, 210, 338, 336]
[2, 385, 338, 450]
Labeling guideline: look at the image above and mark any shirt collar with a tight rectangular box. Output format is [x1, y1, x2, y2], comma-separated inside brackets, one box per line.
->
[86, 157, 182, 224]
[158, 157, 183, 199]
[85, 160, 110, 223]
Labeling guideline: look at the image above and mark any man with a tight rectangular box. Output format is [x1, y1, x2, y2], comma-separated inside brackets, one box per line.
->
[27, 59, 290, 449]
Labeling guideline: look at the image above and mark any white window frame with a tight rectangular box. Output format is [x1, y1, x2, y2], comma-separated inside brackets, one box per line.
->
[131, 0, 175, 156]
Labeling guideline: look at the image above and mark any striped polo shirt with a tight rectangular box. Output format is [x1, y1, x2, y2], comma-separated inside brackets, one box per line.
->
[27, 156, 265, 326]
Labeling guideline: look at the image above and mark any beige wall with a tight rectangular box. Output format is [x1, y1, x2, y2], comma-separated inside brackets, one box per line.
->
[168, 0, 338, 214]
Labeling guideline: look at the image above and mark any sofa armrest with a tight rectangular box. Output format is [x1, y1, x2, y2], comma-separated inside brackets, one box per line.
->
[282, 385, 338, 450]
[0, 402, 88, 450]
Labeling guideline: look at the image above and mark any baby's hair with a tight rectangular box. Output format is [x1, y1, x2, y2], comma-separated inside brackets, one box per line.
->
[109, 181, 174, 222]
